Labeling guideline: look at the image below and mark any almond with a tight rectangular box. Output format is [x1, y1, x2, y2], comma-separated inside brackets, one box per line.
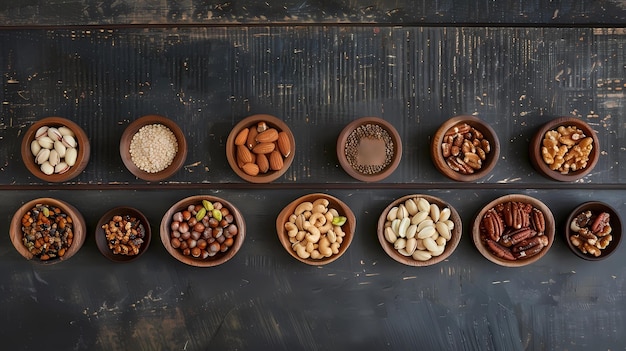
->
[269, 150, 284, 171]
[256, 128, 279, 143]
[277, 131, 291, 157]
[256, 153, 270, 173]
[234, 127, 249, 146]
[252, 142, 275, 154]
[241, 162, 259, 176]
[246, 127, 258, 150]
[237, 145, 254, 165]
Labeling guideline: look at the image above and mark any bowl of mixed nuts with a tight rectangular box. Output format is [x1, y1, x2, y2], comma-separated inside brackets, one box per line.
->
[276, 193, 355, 265]
[377, 194, 462, 266]
[120, 114, 188, 182]
[565, 201, 622, 261]
[529, 117, 599, 181]
[160, 195, 245, 267]
[430, 115, 500, 182]
[336, 117, 402, 182]
[472, 194, 555, 267]
[226, 114, 296, 183]
[21, 117, 91, 182]
[95, 207, 152, 263]
[10, 197, 86, 264]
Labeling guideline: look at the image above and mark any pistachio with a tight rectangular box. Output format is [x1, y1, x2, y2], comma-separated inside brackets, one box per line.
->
[48, 149, 61, 167]
[35, 148, 51, 165]
[37, 136, 55, 149]
[40, 161, 54, 175]
[332, 216, 347, 226]
[212, 209, 223, 222]
[54, 162, 69, 174]
[62, 135, 76, 148]
[54, 140, 67, 158]
[47, 127, 62, 141]
[202, 200, 214, 211]
[30, 140, 42, 157]
[58, 126, 74, 137]
[196, 208, 207, 221]
[35, 126, 49, 139]
[64, 147, 77, 166]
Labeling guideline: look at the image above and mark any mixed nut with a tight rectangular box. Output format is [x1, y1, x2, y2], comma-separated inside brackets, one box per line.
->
[441, 122, 491, 175]
[168, 200, 239, 259]
[383, 196, 455, 262]
[102, 214, 146, 256]
[20, 203, 74, 261]
[569, 210, 613, 257]
[541, 125, 594, 174]
[30, 125, 79, 175]
[480, 201, 548, 261]
[234, 120, 291, 177]
[283, 197, 348, 260]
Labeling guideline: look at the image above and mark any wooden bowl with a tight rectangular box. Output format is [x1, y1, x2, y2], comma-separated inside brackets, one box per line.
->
[160, 195, 245, 267]
[226, 114, 296, 183]
[336, 117, 402, 182]
[529, 117, 599, 181]
[472, 194, 555, 267]
[9, 198, 86, 264]
[276, 193, 355, 265]
[21, 117, 91, 182]
[120, 115, 188, 182]
[564, 201, 622, 261]
[377, 194, 462, 266]
[430, 115, 500, 182]
[95, 207, 152, 263]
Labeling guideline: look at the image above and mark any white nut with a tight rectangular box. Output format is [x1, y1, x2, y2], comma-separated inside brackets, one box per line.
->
[397, 217, 410, 238]
[394, 238, 407, 250]
[416, 219, 434, 233]
[430, 204, 441, 222]
[405, 237, 417, 255]
[405, 199, 419, 216]
[397, 204, 409, 219]
[439, 208, 451, 222]
[387, 206, 399, 221]
[412, 250, 432, 261]
[406, 224, 418, 239]
[417, 197, 430, 212]
[411, 211, 430, 225]
[384, 227, 397, 243]
[417, 226, 436, 239]
[422, 237, 438, 252]
[435, 221, 451, 240]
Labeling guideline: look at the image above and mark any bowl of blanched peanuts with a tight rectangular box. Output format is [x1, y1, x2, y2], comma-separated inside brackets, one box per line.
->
[377, 194, 462, 266]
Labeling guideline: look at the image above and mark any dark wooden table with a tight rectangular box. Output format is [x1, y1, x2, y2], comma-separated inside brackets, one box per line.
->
[1, 1, 625, 350]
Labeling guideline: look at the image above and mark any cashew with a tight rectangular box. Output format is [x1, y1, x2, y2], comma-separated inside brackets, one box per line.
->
[330, 242, 340, 254]
[296, 230, 306, 242]
[295, 214, 306, 231]
[327, 229, 337, 243]
[333, 225, 345, 237]
[328, 208, 339, 217]
[312, 204, 328, 214]
[306, 241, 315, 253]
[295, 201, 313, 215]
[312, 198, 330, 209]
[289, 214, 297, 223]
[310, 249, 323, 259]
[319, 237, 332, 257]
[309, 212, 326, 227]
[317, 212, 334, 234]
[305, 223, 321, 243]
[284, 222, 298, 238]
[293, 242, 310, 259]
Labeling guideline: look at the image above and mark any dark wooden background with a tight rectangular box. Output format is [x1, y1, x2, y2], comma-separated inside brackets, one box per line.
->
[1, 1, 625, 350]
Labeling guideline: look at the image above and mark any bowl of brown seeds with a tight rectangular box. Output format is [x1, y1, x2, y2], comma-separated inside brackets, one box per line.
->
[336, 117, 402, 182]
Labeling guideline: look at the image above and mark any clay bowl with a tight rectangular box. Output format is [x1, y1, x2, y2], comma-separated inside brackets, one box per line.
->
[160, 195, 245, 267]
[336, 117, 402, 182]
[377, 194, 462, 266]
[9, 197, 86, 264]
[120, 115, 188, 182]
[95, 207, 152, 263]
[564, 201, 622, 261]
[472, 194, 555, 267]
[21, 116, 91, 182]
[226, 114, 296, 183]
[276, 193, 355, 265]
[529, 117, 599, 181]
[430, 115, 500, 182]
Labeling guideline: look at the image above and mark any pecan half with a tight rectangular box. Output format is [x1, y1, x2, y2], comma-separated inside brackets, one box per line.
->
[530, 207, 546, 234]
[482, 209, 504, 242]
[486, 239, 515, 261]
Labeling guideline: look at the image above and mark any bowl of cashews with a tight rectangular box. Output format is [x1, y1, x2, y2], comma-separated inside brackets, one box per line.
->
[276, 193, 355, 265]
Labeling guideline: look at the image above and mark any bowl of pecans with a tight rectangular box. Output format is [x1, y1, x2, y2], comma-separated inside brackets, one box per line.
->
[529, 117, 599, 182]
[120, 115, 188, 182]
[9, 197, 86, 264]
[21, 116, 91, 182]
[95, 207, 152, 263]
[564, 201, 622, 261]
[336, 117, 402, 182]
[377, 194, 462, 266]
[226, 114, 296, 183]
[160, 195, 245, 267]
[430, 115, 500, 182]
[472, 194, 555, 267]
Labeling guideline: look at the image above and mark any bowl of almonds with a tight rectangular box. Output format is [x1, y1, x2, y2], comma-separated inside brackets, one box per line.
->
[565, 201, 622, 261]
[472, 194, 555, 267]
[529, 117, 599, 181]
[95, 207, 152, 263]
[377, 194, 462, 266]
[21, 117, 91, 182]
[226, 114, 296, 183]
[276, 193, 355, 265]
[430, 115, 500, 182]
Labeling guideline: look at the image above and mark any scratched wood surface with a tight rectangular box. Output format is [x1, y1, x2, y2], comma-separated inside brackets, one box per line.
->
[1, 2, 626, 351]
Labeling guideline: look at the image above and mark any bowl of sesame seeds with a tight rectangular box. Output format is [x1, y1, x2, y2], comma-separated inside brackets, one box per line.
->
[120, 115, 188, 182]
[336, 117, 402, 182]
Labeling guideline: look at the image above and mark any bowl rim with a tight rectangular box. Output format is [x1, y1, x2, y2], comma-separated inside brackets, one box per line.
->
[95, 206, 152, 263]
[20, 116, 91, 182]
[376, 194, 463, 266]
[275, 193, 355, 265]
[529, 116, 600, 182]
[472, 194, 555, 267]
[336, 116, 403, 182]
[226, 114, 296, 183]
[430, 115, 501, 182]
[564, 201, 622, 261]
[119, 114, 188, 182]
[9, 197, 86, 264]
[160, 195, 246, 267]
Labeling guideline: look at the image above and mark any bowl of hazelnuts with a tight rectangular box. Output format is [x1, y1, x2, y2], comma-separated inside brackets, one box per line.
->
[565, 201, 622, 261]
